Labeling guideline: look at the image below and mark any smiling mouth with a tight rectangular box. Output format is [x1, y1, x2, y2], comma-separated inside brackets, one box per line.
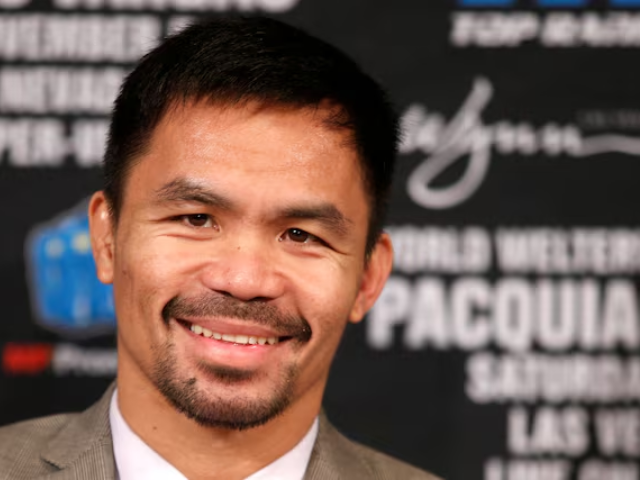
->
[177, 320, 293, 346]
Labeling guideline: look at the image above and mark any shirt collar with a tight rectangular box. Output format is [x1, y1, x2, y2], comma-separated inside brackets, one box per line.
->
[110, 389, 319, 480]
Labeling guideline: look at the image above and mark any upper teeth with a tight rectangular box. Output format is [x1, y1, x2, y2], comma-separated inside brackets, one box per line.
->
[190, 324, 278, 345]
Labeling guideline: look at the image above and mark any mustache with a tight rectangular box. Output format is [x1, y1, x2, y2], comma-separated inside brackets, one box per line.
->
[162, 294, 312, 342]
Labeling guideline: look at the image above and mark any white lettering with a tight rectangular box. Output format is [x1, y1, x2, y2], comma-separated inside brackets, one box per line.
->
[388, 225, 491, 274]
[451, 278, 490, 349]
[52, 344, 117, 376]
[595, 409, 640, 457]
[578, 460, 638, 480]
[451, 13, 539, 48]
[495, 228, 640, 275]
[70, 120, 109, 167]
[484, 458, 571, 480]
[405, 278, 449, 349]
[601, 281, 640, 349]
[466, 353, 640, 404]
[0, 67, 124, 114]
[368, 276, 640, 352]
[0, 15, 160, 62]
[508, 406, 589, 456]
[537, 280, 577, 351]
[0, 119, 66, 167]
[53, 0, 299, 11]
[494, 279, 533, 353]
[401, 77, 640, 209]
[452, 12, 640, 48]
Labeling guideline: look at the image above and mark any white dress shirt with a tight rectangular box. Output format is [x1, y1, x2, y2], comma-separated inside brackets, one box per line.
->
[109, 390, 318, 480]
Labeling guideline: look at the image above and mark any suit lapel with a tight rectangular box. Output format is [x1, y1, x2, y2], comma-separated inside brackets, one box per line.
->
[36, 389, 368, 480]
[40, 383, 117, 480]
[303, 414, 373, 480]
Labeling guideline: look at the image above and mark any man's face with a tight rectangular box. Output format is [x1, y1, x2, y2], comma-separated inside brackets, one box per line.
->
[90, 101, 392, 429]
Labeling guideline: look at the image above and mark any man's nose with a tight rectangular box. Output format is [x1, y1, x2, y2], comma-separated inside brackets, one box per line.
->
[199, 236, 285, 302]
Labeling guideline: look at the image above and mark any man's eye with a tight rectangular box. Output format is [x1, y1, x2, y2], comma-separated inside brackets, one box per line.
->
[181, 214, 214, 228]
[284, 228, 317, 244]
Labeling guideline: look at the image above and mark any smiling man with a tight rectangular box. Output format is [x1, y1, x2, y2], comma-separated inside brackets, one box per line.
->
[0, 17, 441, 480]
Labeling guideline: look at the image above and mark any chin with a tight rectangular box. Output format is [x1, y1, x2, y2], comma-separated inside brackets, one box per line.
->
[151, 344, 298, 431]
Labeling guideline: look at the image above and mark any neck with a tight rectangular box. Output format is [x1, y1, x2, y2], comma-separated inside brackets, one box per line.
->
[116, 364, 323, 480]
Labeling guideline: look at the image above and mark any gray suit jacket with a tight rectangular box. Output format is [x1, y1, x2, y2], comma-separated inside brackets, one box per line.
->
[0, 385, 442, 480]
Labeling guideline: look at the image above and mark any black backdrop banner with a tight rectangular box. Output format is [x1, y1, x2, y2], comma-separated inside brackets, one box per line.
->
[2, 1, 640, 479]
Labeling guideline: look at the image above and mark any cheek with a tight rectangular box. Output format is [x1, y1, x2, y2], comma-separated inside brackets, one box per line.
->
[291, 274, 357, 392]
[294, 261, 361, 336]
[117, 231, 189, 286]
[112, 234, 187, 333]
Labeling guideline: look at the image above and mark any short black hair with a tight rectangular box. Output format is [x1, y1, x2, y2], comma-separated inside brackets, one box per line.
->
[103, 16, 398, 254]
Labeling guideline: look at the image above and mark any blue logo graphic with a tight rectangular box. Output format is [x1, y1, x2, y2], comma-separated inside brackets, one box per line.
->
[459, 0, 640, 6]
[26, 200, 116, 337]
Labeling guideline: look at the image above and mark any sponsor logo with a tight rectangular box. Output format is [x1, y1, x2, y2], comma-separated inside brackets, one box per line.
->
[452, 0, 640, 47]
[1, 342, 117, 377]
[400, 77, 640, 209]
[2, 343, 53, 375]
[52, 343, 117, 376]
[25, 199, 116, 338]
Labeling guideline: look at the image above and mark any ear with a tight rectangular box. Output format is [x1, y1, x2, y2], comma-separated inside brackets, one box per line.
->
[349, 232, 394, 324]
[89, 191, 115, 285]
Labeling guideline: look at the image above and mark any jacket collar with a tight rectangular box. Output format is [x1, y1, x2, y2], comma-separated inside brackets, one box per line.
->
[38, 382, 363, 480]
[304, 414, 374, 480]
[41, 382, 117, 479]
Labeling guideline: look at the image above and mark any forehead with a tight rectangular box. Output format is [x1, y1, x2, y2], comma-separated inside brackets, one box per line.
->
[153, 100, 354, 171]
[122, 101, 369, 222]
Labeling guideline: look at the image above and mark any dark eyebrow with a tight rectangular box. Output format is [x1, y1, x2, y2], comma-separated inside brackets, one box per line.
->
[154, 178, 235, 210]
[279, 204, 353, 238]
[155, 178, 353, 237]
